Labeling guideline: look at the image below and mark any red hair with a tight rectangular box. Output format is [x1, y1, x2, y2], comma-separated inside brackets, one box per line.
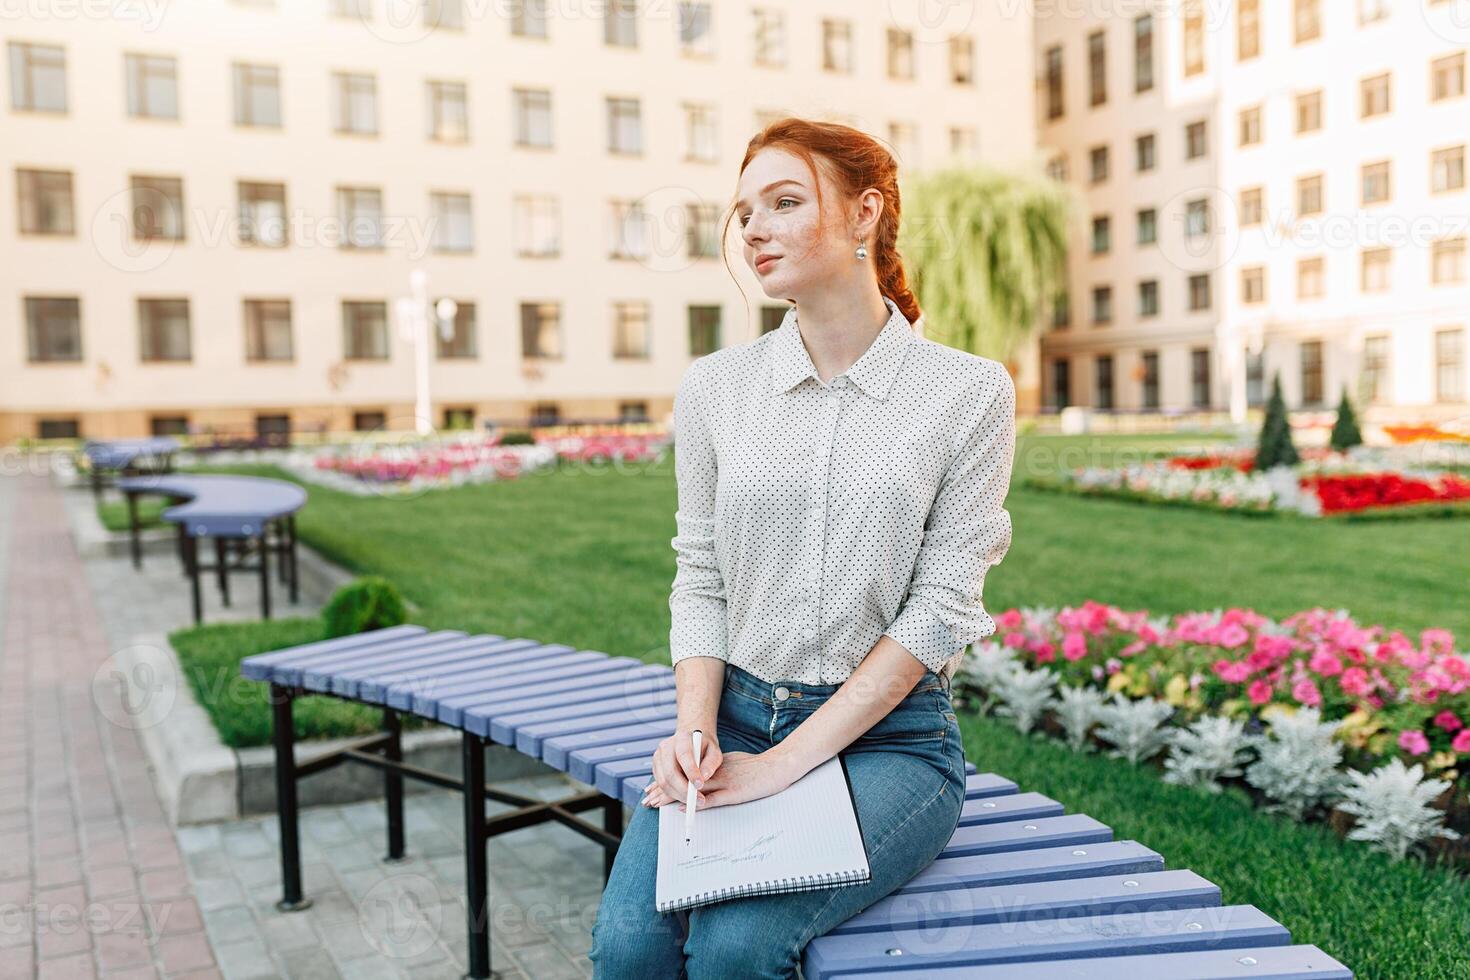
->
[724, 116, 922, 326]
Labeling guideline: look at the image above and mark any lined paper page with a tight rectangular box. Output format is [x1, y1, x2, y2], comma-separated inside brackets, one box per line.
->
[654, 755, 870, 913]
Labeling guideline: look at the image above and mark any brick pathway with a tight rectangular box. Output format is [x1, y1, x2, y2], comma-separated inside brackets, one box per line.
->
[0, 470, 219, 979]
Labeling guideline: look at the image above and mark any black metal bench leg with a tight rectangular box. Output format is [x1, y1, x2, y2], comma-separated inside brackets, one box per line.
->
[603, 798, 622, 881]
[214, 538, 230, 607]
[272, 685, 313, 912]
[276, 519, 289, 586]
[185, 535, 203, 626]
[462, 733, 495, 980]
[258, 532, 272, 620]
[126, 491, 142, 570]
[383, 708, 405, 862]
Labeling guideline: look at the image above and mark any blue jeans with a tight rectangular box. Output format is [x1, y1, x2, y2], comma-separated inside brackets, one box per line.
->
[588, 661, 966, 979]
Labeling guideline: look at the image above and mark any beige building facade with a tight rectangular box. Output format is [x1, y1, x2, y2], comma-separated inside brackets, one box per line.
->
[1, 0, 1039, 443]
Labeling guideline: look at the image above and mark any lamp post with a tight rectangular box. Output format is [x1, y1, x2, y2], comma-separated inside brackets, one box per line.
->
[395, 269, 457, 437]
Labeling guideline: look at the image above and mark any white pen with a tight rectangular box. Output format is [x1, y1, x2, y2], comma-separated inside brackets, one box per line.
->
[684, 729, 702, 845]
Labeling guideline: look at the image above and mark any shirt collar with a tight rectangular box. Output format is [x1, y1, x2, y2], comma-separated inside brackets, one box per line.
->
[766, 295, 916, 401]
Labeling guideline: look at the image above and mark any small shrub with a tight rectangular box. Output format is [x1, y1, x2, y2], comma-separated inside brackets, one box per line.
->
[1337, 759, 1460, 860]
[321, 575, 408, 638]
[1094, 693, 1175, 764]
[1054, 683, 1107, 752]
[497, 430, 536, 446]
[1162, 714, 1255, 793]
[1243, 706, 1349, 820]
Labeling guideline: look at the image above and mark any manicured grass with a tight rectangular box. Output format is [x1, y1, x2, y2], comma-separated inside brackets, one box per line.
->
[97, 495, 168, 532]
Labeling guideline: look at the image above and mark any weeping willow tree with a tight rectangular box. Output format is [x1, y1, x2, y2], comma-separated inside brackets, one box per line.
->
[898, 164, 1071, 364]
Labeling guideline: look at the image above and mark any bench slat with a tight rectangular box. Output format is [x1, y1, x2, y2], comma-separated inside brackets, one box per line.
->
[903, 840, 1164, 895]
[802, 903, 1289, 977]
[433, 659, 644, 727]
[941, 813, 1113, 857]
[311, 636, 513, 695]
[824, 868, 1218, 937]
[457, 670, 673, 736]
[238, 625, 430, 680]
[285, 631, 468, 687]
[958, 791, 1066, 826]
[370, 646, 596, 706]
[567, 737, 668, 784]
[812, 943, 1349, 979]
[542, 720, 678, 770]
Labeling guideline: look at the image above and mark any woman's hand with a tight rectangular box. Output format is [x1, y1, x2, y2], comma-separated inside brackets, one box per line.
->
[644, 750, 801, 810]
[642, 727, 722, 809]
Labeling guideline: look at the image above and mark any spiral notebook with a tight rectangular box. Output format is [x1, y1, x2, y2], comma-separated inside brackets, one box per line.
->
[654, 754, 870, 913]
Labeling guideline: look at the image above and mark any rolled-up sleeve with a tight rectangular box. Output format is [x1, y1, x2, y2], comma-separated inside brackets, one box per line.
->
[883, 363, 1016, 673]
[668, 360, 730, 666]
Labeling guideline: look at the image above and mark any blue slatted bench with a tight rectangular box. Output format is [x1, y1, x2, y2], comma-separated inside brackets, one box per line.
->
[242, 625, 1354, 980]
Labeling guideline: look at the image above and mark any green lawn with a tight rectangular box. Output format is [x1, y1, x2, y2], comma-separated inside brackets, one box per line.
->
[163, 437, 1470, 975]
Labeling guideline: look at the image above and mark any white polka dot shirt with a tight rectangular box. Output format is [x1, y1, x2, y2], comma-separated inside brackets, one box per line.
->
[668, 294, 1016, 687]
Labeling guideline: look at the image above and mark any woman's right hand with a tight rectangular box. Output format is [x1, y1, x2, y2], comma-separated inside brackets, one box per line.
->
[642, 727, 722, 808]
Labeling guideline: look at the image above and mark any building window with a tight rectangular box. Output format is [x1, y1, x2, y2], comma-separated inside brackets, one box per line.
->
[1295, 0, 1321, 44]
[1185, 198, 1210, 238]
[521, 301, 562, 358]
[1241, 266, 1266, 304]
[1432, 52, 1466, 102]
[353, 411, 386, 432]
[1046, 153, 1068, 182]
[336, 186, 384, 248]
[39, 419, 80, 439]
[1238, 0, 1260, 60]
[608, 199, 650, 259]
[606, 96, 642, 154]
[245, 299, 293, 362]
[426, 0, 464, 30]
[331, 72, 377, 135]
[436, 301, 477, 359]
[442, 407, 475, 430]
[688, 305, 721, 355]
[1135, 133, 1155, 171]
[1240, 186, 1264, 226]
[1297, 174, 1324, 215]
[514, 194, 560, 257]
[619, 401, 649, 422]
[1134, 14, 1153, 93]
[1137, 208, 1157, 245]
[949, 126, 977, 158]
[1361, 246, 1392, 292]
[1095, 355, 1115, 409]
[138, 298, 191, 362]
[1432, 145, 1466, 193]
[887, 121, 919, 170]
[1087, 29, 1106, 106]
[512, 0, 548, 38]
[678, 2, 714, 57]
[1246, 348, 1265, 405]
[1183, 0, 1204, 76]
[1089, 145, 1109, 183]
[604, 0, 638, 47]
[1432, 236, 1467, 285]
[1051, 290, 1070, 329]
[529, 403, 560, 426]
[8, 41, 66, 112]
[150, 416, 188, 436]
[1050, 359, 1071, 410]
[130, 175, 186, 241]
[430, 192, 474, 253]
[17, 169, 74, 236]
[343, 301, 389, 359]
[1357, 0, 1389, 26]
[1141, 351, 1160, 409]
[822, 19, 853, 73]
[1298, 256, 1326, 299]
[1360, 73, 1392, 118]
[1239, 105, 1262, 146]
[1091, 215, 1111, 254]
[761, 305, 789, 334]
[125, 53, 178, 119]
[1191, 348, 1211, 408]
[25, 296, 82, 362]
[950, 35, 974, 85]
[1300, 339, 1324, 405]
[1138, 279, 1158, 318]
[1185, 120, 1208, 159]
[238, 181, 287, 247]
[513, 87, 553, 147]
[1188, 273, 1212, 311]
[887, 28, 915, 80]
[1436, 327, 1465, 402]
[1361, 161, 1391, 205]
[1045, 45, 1064, 119]
[752, 8, 786, 67]
[1361, 334, 1390, 403]
[684, 103, 718, 161]
[232, 62, 281, 127]
[686, 203, 721, 258]
[1295, 90, 1323, 133]
[330, 0, 371, 20]
[427, 80, 468, 142]
[612, 300, 651, 358]
[1091, 285, 1113, 324]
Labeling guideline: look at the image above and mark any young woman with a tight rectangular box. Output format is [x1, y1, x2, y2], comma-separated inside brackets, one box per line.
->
[588, 117, 1017, 979]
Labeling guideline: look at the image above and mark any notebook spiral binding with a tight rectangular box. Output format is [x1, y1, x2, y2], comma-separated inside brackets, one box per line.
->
[657, 867, 870, 913]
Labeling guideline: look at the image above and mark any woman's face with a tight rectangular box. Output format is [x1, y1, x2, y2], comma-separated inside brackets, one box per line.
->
[735, 147, 852, 299]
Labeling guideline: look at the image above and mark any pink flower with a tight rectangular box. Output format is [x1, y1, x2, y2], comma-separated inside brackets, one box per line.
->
[1308, 649, 1343, 677]
[1291, 679, 1321, 708]
[1062, 631, 1089, 662]
[1247, 680, 1274, 705]
[995, 608, 1024, 631]
[1433, 710, 1463, 732]
[1216, 623, 1250, 649]
[1105, 657, 1123, 675]
[1421, 628, 1455, 658]
[1338, 667, 1373, 698]
[1453, 729, 1470, 754]
[1002, 631, 1027, 649]
[1034, 646, 1055, 664]
[1212, 659, 1252, 684]
[1398, 729, 1430, 756]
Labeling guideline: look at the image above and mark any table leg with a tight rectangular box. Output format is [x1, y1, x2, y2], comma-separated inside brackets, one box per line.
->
[259, 532, 272, 620]
[214, 538, 230, 607]
[271, 686, 312, 912]
[126, 492, 141, 570]
[287, 514, 300, 603]
[462, 734, 495, 980]
[186, 535, 202, 626]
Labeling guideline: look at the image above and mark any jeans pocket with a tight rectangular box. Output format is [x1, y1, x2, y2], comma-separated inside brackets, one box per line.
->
[854, 689, 949, 745]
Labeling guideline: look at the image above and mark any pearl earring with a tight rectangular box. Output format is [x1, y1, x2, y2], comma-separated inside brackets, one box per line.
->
[855, 239, 868, 260]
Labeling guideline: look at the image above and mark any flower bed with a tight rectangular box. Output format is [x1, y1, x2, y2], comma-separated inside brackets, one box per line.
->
[959, 602, 1469, 863]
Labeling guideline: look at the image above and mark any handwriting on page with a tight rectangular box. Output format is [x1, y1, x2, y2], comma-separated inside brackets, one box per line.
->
[672, 831, 779, 868]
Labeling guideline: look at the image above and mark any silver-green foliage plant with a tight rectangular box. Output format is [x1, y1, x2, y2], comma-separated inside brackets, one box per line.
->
[957, 640, 1022, 718]
[992, 663, 1057, 735]
[1337, 759, 1461, 860]
[1054, 684, 1107, 753]
[1094, 693, 1174, 764]
[1162, 715, 1255, 793]
[1242, 707, 1350, 820]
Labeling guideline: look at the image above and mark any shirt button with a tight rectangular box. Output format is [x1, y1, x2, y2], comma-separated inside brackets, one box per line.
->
[774, 686, 789, 701]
